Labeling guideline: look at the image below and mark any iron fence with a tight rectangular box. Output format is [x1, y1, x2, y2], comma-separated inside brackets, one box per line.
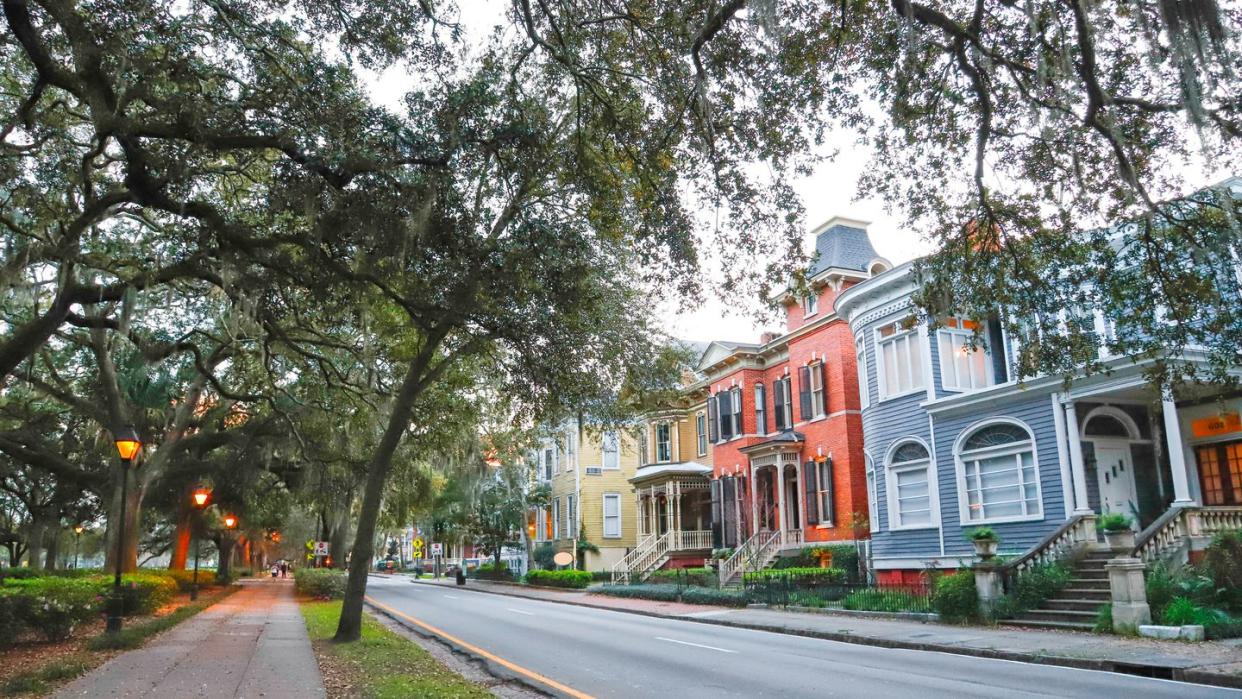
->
[744, 577, 933, 613]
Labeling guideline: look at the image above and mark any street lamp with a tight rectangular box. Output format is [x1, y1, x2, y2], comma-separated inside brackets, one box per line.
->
[190, 487, 211, 601]
[108, 425, 142, 634]
[73, 525, 84, 569]
[221, 514, 237, 581]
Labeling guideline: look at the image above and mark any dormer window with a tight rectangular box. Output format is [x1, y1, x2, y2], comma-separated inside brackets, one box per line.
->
[803, 293, 818, 317]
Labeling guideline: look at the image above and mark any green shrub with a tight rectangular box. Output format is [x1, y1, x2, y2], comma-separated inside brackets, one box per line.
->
[295, 568, 347, 599]
[1205, 530, 1242, 608]
[788, 592, 827, 608]
[648, 567, 716, 587]
[2, 578, 101, 641]
[532, 544, 558, 570]
[114, 573, 180, 614]
[966, 527, 997, 541]
[841, 588, 931, 613]
[742, 567, 846, 584]
[996, 563, 1071, 617]
[158, 568, 219, 592]
[474, 562, 513, 581]
[0, 592, 31, 644]
[595, 584, 681, 602]
[1161, 596, 1229, 627]
[1094, 603, 1113, 633]
[681, 587, 747, 607]
[1099, 512, 1132, 532]
[524, 570, 592, 589]
[932, 570, 978, 623]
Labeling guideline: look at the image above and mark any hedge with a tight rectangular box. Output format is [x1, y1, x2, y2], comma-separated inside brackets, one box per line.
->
[473, 562, 513, 581]
[932, 570, 979, 623]
[647, 567, 716, 587]
[595, 584, 747, 606]
[595, 584, 681, 602]
[294, 568, 347, 599]
[0, 578, 100, 641]
[680, 587, 747, 607]
[524, 570, 593, 589]
[742, 567, 846, 584]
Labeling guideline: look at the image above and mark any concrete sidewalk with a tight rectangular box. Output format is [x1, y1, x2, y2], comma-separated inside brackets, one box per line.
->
[55, 578, 324, 699]
[409, 576, 1242, 688]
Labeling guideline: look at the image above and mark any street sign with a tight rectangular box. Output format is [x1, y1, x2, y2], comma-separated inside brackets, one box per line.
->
[553, 551, 574, 566]
[412, 536, 425, 549]
[313, 541, 330, 556]
[430, 542, 443, 556]
[411, 547, 423, 559]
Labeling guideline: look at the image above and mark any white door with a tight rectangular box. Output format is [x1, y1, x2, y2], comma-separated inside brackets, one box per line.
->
[1094, 443, 1139, 528]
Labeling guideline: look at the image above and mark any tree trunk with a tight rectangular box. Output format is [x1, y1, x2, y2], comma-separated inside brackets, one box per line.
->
[44, 528, 59, 570]
[103, 467, 144, 574]
[169, 498, 192, 569]
[329, 489, 352, 570]
[334, 357, 429, 642]
[25, 515, 47, 569]
[216, 536, 235, 582]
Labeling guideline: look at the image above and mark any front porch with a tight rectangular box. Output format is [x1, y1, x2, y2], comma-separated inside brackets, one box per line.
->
[612, 462, 713, 584]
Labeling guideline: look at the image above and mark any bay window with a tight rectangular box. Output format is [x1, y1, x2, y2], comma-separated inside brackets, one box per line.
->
[875, 320, 925, 399]
[938, 316, 994, 391]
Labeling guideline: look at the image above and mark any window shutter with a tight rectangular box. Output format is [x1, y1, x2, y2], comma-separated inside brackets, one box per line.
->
[707, 395, 718, 442]
[798, 366, 812, 420]
[773, 381, 785, 430]
[803, 461, 819, 525]
[710, 479, 723, 549]
[732, 388, 743, 435]
[720, 394, 733, 440]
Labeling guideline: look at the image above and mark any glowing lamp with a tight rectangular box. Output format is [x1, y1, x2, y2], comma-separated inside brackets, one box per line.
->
[113, 425, 142, 463]
[223, 515, 237, 529]
[74, 526, 84, 535]
[192, 488, 211, 508]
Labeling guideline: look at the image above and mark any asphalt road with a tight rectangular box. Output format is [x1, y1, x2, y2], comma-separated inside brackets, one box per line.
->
[363, 575, 1239, 699]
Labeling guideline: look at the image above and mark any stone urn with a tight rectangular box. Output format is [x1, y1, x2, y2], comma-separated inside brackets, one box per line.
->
[1104, 528, 1136, 551]
[972, 538, 999, 560]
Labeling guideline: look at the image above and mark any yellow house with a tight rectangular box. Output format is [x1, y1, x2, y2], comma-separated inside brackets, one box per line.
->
[531, 421, 640, 571]
[614, 385, 716, 583]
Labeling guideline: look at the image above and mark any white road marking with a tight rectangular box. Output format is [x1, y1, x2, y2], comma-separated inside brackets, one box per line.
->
[444, 595, 461, 599]
[655, 636, 736, 653]
[507, 608, 536, 616]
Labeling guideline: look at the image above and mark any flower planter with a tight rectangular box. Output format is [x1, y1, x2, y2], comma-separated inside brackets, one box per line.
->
[971, 538, 999, 560]
[1103, 528, 1135, 551]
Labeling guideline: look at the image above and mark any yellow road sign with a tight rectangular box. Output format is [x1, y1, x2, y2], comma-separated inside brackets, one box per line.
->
[412, 537, 425, 549]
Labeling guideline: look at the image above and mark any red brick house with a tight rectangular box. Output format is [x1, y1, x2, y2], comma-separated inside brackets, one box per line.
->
[700, 218, 891, 583]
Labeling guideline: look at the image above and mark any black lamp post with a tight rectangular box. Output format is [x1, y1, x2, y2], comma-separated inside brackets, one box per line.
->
[73, 525, 84, 569]
[191, 487, 211, 601]
[107, 425, 142, 634]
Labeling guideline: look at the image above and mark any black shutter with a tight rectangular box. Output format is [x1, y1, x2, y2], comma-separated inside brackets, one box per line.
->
[710, 479, 723, 549]
[803, 460, 819, 525]
[821, 458, 835, 525]
[722, 477, 737, 547]
[720, 393, 733, 440]
[707, 395, 718, 443]
[798, 366, 812, 420]
[773, 380, 785, 430]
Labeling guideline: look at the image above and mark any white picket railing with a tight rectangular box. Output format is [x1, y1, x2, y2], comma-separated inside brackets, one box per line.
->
[718, 529, 781, 587]
[673, 530, 713, 551]
[611, 531, 672, 585]
[1133, 506, 1242, 563]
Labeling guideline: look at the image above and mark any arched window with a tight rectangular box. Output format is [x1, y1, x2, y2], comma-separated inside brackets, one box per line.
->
[886, 440, 932, 529]
[957, 421, 1041, 523]
[1084, 415, 1130, 438]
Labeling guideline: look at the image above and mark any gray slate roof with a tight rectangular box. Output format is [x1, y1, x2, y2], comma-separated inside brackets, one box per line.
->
[809, 223, 880, 275]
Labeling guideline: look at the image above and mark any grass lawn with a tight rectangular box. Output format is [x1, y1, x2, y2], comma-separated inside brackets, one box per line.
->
[300, 601, 492, 699]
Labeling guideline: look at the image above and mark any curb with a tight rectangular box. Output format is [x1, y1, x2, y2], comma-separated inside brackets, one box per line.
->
[408, 580, 1242, 691]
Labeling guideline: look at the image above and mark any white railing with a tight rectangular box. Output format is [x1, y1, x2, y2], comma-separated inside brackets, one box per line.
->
[1133, 506, 1242, 563]
[672, 530, 713, 551]
[998, 514, 1095, 588]
[782, 529, 803, 548]
[718, 529, 781, 586]
[611, 531, 671, 585]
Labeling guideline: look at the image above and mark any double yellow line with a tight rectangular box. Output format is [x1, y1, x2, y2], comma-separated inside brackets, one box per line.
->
[365, 595, 596, 699]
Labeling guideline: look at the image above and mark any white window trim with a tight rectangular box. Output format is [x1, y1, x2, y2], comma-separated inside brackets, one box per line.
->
[937, 319, 995, 393]
[696, 412, 707, 457]
[602, 431, 621, 469]
[856, 338, 870, 410]
[602, 493, 622, 539]
[535, 508, 547, 542]
[884, 438, 938, 531]
[865, 453, 879, 533]
[816, 460, 832, 522]
[874, 322, 926, 402]
[655, 422, 672, 463]
[953, 418, 1045, 526]
[809, 361, 826, 417]
[803, 293, 818, 317]
[552, 498, 561, 539]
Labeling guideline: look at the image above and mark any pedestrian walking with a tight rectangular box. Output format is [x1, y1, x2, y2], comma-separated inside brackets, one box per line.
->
[280, 561, 287, 578]
[270, 564, 278, 578]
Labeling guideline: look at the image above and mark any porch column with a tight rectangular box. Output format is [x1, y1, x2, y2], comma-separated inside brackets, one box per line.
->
[637, 494, 646, 539]
[776, 464, 788, 544]
[1063, 401, 1094, 515]
[795, 458, 805, 531]
[649, 486, 657, 537]
[750, 465, 759, 538]
[1161, 392, 1196, 505]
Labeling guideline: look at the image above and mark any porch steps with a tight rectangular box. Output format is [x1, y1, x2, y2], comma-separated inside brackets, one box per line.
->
[998, 552, 1112, 632]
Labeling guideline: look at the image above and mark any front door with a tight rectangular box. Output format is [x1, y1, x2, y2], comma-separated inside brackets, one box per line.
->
[1195, 439, 1242, 506]
[1094, 443, 1139, 526]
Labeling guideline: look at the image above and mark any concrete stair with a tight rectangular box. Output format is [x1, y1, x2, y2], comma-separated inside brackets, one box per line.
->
[999, 551, 1112, 632]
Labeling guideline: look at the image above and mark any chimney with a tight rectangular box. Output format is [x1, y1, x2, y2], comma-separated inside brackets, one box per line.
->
[760, 331, 780, 345]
